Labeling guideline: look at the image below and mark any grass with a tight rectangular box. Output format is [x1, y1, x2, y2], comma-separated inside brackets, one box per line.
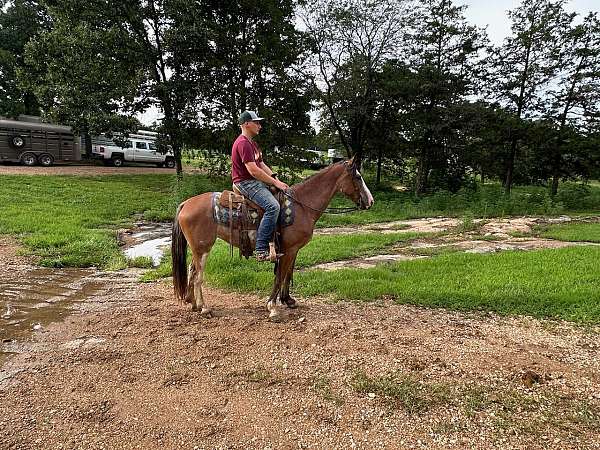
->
[351, 370, 444, 413]
[127, 256, 154, 268]
[142, 232, 426, 283]
[295, 246, 600, 323]
[316, 182, 600, 227]
[539, 222, 600, 243]
[1, 171, 599, 323]
[0, 174, 226, 268]
[350, 370, 600, 436]
[147, 229, 600, 323]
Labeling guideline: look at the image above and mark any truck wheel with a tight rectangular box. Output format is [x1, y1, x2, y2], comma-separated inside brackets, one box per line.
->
[112, 156, 124, 167]
[11, 136, 25, 149]
[21, 153, 37, 166]
[164, 158, 175, 169]
[38, 154, 54, 167]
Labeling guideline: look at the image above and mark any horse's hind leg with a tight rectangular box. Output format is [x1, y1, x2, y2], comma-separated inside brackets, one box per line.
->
[191, 253, 211, 317]
[184, 263, 196, 304]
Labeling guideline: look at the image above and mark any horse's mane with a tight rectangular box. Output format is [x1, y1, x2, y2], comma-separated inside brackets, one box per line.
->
[292, 161, 345, 189]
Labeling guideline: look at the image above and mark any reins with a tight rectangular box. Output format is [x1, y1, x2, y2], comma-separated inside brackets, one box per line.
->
[282, 190, 359, 214]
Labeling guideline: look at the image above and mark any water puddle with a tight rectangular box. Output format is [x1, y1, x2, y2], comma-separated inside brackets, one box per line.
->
[121, 222, 172, 266]
[0, 267, 102, 366]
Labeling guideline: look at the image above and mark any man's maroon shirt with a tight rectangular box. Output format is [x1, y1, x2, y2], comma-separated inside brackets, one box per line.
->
[231, 134, 263, 184]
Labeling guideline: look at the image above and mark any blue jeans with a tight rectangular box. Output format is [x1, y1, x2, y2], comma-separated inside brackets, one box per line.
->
[236, 179, 280, 253]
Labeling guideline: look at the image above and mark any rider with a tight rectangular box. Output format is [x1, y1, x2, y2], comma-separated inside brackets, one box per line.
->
[231, 110, 289, 262]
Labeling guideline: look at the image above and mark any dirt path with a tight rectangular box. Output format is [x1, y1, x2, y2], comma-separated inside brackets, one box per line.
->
[0, 163, 181, 176]
[1, 239, 599, 449]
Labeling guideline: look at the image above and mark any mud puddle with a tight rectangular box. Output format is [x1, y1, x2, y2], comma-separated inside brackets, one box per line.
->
[0, 267, 102, 365]
[121, 222, 171, 266]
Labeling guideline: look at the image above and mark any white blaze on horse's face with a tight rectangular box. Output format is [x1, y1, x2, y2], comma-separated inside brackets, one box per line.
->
[356, 170, 374, 209]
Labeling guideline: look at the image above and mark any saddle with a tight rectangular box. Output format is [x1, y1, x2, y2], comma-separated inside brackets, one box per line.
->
[214, 187, 293, 260]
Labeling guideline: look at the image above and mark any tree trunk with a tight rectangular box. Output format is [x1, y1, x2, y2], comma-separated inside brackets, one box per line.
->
[81, 124, 92, 158]
[551, 168, 560, 197]
[376, 147, 382, 186]
[415, 154, 429, 195]
[504, 137, 518, 195]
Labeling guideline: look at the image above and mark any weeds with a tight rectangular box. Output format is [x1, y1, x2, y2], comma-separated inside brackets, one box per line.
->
[313, 375, 344, 405]
[350, 371, 435, 414]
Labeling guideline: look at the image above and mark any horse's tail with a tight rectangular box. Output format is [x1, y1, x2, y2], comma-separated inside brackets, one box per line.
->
[172, 202, 188, 303]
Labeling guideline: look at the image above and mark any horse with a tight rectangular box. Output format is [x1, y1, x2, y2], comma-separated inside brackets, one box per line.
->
[171, 158, 374, 321]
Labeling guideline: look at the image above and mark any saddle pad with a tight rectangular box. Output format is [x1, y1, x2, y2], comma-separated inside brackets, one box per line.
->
[212, 192, 294, 228]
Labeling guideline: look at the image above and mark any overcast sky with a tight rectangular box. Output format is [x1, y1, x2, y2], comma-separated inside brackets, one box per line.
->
[459, 0, 599, 45]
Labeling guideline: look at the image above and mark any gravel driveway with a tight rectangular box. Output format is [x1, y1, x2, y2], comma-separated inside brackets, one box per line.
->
[0, 163, 176, 176]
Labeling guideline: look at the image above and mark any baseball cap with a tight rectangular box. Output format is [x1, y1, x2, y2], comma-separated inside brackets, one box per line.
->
[238, 110, 264, 124]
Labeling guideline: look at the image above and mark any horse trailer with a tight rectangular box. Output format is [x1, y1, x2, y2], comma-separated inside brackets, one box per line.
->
[0, 119, 81, 166]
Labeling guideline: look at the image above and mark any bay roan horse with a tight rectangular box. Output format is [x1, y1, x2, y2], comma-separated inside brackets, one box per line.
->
[171, 158, 374, 321]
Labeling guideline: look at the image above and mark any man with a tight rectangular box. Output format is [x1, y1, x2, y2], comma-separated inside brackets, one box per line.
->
[231, 110, 289, 261]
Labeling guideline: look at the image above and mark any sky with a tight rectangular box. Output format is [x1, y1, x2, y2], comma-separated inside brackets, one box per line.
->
[458, 0, 599, 45]
[139, 0, 600, 126]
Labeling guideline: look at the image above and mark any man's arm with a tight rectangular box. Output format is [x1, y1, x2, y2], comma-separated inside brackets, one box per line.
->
[259, 161, 273, 176]
[245, 162, 288, 190]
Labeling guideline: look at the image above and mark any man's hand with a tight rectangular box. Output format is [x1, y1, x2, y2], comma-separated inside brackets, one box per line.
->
[275, 179, 289, 191]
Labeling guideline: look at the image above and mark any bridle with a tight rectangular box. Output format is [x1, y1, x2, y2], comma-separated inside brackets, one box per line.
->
[281, 163, 364, 214]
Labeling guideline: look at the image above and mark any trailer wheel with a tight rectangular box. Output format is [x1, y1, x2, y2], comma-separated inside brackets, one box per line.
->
[21, 153, 37, 166]
[164, 158, 175, 169]
[112, 155, 124, 167]
[38, 154, 54, 167]
[10, 136, 25, 149]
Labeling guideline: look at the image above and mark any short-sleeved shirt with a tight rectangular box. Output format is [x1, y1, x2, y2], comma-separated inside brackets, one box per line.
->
[231, 134, 263, 184]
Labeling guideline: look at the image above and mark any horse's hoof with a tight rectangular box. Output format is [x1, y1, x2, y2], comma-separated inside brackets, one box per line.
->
[282, 298, 298, 309]
[200, 308, 213, 318]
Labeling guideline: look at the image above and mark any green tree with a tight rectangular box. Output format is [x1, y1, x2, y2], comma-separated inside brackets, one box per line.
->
[302, 0, 410, 166]
[399, 0, 487, 193]
[22, 0, 211, 171]
[0, 0, 49, 117]
[190, 0, 313, 167]
[488, 0, 574, 194]
[545, 12, 600, 195]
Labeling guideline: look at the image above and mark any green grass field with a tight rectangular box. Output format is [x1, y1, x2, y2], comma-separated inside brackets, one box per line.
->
[539, 222, 600, 243]
[0, 174, 226, 268]
[1, 172, 599, 323]
[146, 238, 600, 323]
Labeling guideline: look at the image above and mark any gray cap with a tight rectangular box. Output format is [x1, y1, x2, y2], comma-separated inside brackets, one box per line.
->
[238, 110, 264, 125]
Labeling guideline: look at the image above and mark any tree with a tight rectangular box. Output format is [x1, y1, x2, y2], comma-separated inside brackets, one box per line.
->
[190, 0, 313, 166]
[488, 0, 574, 194]
[545, 12, 600, 195]
[22, 0, 212, 171]
[301, 0, 410, 166]
[0, 0, 49, 117]
[399, 0, 487, 193]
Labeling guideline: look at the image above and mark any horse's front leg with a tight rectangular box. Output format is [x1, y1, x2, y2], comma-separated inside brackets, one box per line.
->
[266, 252, 296, 321]
[280, 253, 298, 309]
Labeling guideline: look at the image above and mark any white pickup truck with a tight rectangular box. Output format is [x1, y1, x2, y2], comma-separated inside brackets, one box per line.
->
[91, 130, 175, 168]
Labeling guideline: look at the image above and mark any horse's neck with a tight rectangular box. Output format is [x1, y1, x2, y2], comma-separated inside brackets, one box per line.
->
[292, 164, 344, 222]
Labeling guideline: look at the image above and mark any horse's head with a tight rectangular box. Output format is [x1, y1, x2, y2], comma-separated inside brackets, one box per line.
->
[337, 158, 374, 210]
